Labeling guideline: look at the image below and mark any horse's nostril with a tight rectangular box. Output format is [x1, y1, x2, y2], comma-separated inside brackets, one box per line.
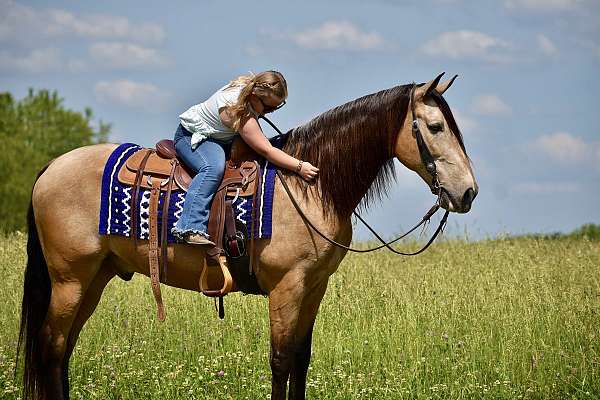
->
[462, 188, 476, 209]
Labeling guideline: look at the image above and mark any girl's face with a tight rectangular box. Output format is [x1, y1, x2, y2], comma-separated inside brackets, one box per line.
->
[250, 91, 285, 115]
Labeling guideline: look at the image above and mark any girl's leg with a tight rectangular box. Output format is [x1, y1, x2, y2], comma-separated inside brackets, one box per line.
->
[172, 136, 226, 239]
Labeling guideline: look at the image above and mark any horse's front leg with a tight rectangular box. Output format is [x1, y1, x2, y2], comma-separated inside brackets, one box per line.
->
[288, 280, 328, 400]
[268, 271, 307, 400]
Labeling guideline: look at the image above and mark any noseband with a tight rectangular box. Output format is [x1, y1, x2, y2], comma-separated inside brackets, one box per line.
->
[261, 83, 450, 256]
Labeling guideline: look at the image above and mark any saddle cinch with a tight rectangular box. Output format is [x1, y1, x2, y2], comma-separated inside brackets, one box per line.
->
[117, 138, 262, 321]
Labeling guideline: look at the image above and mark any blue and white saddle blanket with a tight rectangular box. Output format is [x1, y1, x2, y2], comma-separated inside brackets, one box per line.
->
[98, 142, 280, 243]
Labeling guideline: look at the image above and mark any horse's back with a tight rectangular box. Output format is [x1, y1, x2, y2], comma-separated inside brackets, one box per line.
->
[32, 143, 119, 261]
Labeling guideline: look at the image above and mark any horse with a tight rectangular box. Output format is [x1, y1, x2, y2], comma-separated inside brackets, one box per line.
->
[17, 73, 477, 400]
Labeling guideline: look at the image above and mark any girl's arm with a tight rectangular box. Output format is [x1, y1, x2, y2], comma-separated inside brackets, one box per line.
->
[237, 116, 318, 181]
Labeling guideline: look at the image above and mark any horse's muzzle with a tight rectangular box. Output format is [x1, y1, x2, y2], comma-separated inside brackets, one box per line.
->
[440, 186, 477, 214]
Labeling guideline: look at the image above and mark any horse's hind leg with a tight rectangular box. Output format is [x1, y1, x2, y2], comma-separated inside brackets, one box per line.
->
[61, 262, 116, 399]
[40, 259, 101, 400]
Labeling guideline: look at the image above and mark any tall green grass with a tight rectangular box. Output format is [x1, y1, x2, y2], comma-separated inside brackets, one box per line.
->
[1, 232, 599, 399]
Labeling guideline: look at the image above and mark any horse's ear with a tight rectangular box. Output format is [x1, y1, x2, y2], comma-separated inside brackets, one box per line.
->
[436, 74, 458, 95]
[416, 72, 445, 99]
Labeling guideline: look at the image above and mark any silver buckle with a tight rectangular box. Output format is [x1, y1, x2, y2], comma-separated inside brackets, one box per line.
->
[412, 119, 419, 132]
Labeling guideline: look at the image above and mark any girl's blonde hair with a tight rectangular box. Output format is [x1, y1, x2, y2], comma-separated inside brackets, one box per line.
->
[225, 70, 288, 131]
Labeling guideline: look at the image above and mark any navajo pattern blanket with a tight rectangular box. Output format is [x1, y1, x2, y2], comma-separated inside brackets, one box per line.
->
[98, 142, 278, 243]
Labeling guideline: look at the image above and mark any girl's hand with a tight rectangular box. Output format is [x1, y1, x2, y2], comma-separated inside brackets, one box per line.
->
[298, 161, 319, 182]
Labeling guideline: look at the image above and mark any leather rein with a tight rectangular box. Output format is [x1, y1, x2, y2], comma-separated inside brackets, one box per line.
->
[261, 83, 450, 255]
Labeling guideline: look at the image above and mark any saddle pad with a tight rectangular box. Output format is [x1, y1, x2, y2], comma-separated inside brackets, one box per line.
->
[99, 142, 278, 242]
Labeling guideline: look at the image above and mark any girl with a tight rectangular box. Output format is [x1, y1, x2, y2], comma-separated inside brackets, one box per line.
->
[172, 70, 319, 245]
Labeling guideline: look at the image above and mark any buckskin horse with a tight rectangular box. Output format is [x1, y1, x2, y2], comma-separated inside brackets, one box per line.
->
[17, 73, 477, 400]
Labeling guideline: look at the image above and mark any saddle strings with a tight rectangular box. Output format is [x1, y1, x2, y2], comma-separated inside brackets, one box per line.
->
[261, 115, 450, 256]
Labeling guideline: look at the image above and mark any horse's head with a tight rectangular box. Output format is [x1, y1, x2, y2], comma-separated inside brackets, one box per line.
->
[395, 73, 478, 213]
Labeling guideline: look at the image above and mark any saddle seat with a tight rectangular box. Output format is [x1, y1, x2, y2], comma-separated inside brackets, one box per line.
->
[115, 137, 264, 321]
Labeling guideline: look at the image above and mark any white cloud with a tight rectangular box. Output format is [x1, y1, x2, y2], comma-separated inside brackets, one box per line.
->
[505, 0, 584, 11]
[471, 94, 512, 116]
[0, 47, 61, 73]
[534, 132, 588, 164]
[94, 80, 170, 112]
[89, 42, 169, 69]
[0, 0, 164, 45]
[537, 34, 558, 56]
[420, 30, 512, 63]
[47, 10, 164, 44]
[0, 0, 35, 42]
[291, 21, 384, 51]
[513, 182, 581, 194]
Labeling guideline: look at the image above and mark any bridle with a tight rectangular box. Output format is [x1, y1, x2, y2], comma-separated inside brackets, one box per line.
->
[261, 83, 450, 255]
[411, 83, 441, 195]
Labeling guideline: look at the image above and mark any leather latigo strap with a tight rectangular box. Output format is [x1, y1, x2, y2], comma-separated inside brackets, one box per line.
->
[224, 200, 240, 256]
[160, 160, 177, 281]
[148, 178, 166, 321]
[208, 189, 225, 252]
[249, 160, 262, 276]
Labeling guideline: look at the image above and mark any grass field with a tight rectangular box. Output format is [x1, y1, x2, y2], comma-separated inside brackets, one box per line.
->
[1, 232, 599, 399]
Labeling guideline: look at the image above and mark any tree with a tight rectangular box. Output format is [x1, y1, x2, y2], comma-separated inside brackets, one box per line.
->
[0, 89, 110, 232]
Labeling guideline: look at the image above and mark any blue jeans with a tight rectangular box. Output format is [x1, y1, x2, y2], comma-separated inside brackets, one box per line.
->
[171, 124, 227, 239]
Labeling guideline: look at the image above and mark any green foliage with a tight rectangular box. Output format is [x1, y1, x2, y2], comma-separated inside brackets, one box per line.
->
[0, 89, 110, 232]
[508, 223, 600, 242]
[1, 234, 599, 399]
[568, 223, 600, 240]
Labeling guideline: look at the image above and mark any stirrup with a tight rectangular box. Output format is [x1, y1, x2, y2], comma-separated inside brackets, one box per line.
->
[200, 254, 233, 297]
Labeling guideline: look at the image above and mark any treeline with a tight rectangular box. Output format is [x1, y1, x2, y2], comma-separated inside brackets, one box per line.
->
[507, 223, 600, 241]
[0, 89, 110, 232]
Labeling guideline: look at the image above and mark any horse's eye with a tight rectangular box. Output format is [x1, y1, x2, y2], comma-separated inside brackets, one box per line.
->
[428, 122, 444, 134]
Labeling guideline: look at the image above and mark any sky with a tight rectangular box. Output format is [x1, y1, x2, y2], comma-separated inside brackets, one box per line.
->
[1, 0, 599, 240]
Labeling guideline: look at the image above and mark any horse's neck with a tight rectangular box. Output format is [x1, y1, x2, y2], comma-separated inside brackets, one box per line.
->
[285, 86, 409, 219]
[292, 127, 394, 219]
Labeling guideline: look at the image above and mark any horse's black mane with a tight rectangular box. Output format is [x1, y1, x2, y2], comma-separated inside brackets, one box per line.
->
[281, 83, 464, 219]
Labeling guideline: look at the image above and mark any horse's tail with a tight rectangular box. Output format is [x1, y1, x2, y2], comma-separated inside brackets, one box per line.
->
[17, 162, 52, 400]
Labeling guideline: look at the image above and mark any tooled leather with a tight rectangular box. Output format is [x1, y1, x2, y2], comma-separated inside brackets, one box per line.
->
[118, 150, 258, 194]
[149, 179, 166, 321]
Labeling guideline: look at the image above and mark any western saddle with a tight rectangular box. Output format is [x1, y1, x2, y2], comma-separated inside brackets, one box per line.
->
[117, 138, 262, 321]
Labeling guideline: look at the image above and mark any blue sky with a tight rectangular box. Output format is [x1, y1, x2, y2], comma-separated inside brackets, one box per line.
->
[1, 0, 599, 239]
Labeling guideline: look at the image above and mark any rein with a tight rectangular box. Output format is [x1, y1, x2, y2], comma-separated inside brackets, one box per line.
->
[260, 83, 450, 255]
